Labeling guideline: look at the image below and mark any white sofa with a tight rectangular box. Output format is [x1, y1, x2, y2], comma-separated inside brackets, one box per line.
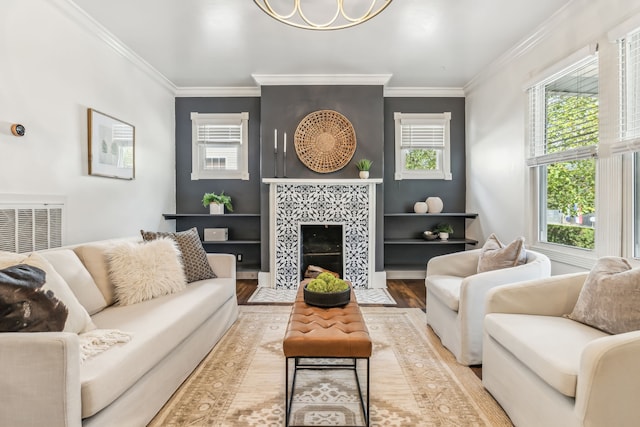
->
[0, 237, 238, 427]
[425, 248, 550, 365]
[483, 273, 640, 427]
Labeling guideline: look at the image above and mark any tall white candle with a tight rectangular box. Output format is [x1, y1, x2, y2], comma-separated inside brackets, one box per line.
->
[284, 132, 287, 153]
[274, 129, 277, 152]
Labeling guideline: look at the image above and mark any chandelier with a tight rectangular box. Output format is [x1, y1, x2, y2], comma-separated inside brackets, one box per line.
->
[254, 0, 393, 31]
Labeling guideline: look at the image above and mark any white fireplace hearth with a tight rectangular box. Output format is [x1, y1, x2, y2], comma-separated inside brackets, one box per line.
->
[260, 178, 383, 290]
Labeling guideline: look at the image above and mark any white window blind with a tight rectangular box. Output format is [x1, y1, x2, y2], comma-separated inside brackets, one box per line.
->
[191, 112, 249, 180]
[400, 118, 446, 148]
[527, 54, 599, 166]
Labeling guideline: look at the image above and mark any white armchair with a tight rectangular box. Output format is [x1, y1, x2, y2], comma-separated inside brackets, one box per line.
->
[425, 248, 551, 365]
[483, 273, 640, 427]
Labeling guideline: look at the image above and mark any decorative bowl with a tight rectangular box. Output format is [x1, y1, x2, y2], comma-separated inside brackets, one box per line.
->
[303, 284, 351, 308]
[423, 231, 438, 240]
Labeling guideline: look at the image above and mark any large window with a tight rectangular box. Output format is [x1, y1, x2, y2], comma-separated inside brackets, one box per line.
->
[394, 112, 452, 180]
[191, 112, 249, 180]
[527, 54, 599, 250]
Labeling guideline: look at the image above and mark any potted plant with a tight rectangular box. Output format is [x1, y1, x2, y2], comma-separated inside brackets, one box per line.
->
[303, 272, 351, 307]
[355, 159, 373, 179]
[433, 223, 454, 241]
[202, 191, 234, 215]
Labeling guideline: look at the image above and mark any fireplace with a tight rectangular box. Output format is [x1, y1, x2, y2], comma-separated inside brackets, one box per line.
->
[262, 178, 382, 289]
[300, 224, 343, 280]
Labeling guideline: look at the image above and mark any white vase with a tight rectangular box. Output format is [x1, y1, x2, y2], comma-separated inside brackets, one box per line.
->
[438, 232, 449, 241]
[209, 203, 224, 215]
[426, 197, 444, 213]
[359, 170, 369, 179]
[413, 202, 428, 214]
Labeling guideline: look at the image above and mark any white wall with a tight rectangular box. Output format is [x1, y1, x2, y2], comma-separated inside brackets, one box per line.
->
[0, 0, 176, 245]
[465, 0, 640, 274]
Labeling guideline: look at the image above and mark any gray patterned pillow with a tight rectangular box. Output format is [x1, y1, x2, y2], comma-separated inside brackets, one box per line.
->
[140, 227, 216, 283]
[567, 257, 640, 334]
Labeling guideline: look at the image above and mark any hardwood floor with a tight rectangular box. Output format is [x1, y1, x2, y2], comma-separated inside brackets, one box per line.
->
[236, 277, 482, 379]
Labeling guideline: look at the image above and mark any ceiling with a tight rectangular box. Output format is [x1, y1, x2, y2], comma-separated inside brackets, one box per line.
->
[70, 0, 572, 89]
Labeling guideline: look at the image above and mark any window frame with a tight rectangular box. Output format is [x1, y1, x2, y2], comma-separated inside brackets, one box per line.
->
[393, 112, 452, 181]
[190, 112, 249, 181]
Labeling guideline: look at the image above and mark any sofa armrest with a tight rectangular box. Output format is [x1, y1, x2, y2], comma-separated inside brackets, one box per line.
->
[206, 253, 236, 279]
[576, 330, 640, 427]
[0, 332, 81, 427]
[485, 272, 588, 316]
[426, 249, 481, 278]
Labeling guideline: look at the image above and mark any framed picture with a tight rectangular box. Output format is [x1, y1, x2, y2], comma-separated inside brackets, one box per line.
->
[88, 108, 135, 180]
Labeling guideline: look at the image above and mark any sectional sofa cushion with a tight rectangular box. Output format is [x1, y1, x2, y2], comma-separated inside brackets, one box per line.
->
[477, 233, 527, 273]
[140, 227, 216, 283]
[40, 249, 107, 315]
[107, 238, 187, 306]
[567, 256, 640, 334]
[73, 240, 121, 306]
[0, 251, 96, 333]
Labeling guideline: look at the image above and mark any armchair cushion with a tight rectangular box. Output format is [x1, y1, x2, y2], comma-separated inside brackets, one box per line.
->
[426, 275, 463, 311]
[477, 233, 527, 273]
[567, 256, 640, 334]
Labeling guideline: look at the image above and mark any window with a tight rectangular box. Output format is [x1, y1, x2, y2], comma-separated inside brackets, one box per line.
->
[527, 53, 599, 250]
[191, 112, 249, 180]
[394, 112, 452, 180]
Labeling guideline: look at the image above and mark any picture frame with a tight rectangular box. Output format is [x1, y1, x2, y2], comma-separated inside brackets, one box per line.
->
[88, 108, 135, 180]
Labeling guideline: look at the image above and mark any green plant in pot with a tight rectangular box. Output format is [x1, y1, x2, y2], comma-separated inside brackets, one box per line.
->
[355, 159, 372, 179]
[304, 272, 351, 307]
[202, 191, 233, 215]
[433, 223, 453, 241]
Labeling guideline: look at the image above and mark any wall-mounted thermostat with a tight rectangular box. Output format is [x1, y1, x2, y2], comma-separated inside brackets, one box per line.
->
[11, 124, 25, 137]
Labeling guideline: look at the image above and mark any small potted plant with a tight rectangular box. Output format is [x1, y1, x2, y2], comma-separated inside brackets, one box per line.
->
[303, 272, 351, 307]
[202, 191, 234, 215]
[355, 159, 373, 179]
[433, 223, 454, 241]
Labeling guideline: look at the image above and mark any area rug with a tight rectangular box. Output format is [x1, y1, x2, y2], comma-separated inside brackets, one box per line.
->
[247, 287, 397, 305]
[148, 306, 512, 427]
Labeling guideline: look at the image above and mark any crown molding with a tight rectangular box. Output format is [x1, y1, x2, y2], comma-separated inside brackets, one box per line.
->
[464, 0, 575, 94]
[53, 0, 176, 94]
[252, 74, 392, 86]
[383, 87, 465, 98]
[175, 86, 261, 97]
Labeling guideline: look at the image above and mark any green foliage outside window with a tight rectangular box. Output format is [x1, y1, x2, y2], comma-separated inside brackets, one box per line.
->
[405, 149, 437, 170]
[544, 92, 597, 249]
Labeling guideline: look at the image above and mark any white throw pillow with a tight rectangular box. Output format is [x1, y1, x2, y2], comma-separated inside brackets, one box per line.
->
[107, 238, 187, 306]
[0, 251, 97, 334]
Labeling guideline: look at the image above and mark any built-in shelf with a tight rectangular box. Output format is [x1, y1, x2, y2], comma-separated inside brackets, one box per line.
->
[384, 238, 478, 245]
[163, 213, 260, 219]
[384, 213, 478, 218]
[202, 240, 260, 245]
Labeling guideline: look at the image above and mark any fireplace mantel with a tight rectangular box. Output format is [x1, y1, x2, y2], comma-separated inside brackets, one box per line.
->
[261, 178, 383, 290]
[263, 178, 383, 185]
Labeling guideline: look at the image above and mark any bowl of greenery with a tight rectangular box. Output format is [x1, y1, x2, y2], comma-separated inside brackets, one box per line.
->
[303, 272, 351, 308]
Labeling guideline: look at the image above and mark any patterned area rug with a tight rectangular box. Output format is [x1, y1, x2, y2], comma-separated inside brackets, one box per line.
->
[148, 306, 512, 427]
[247, 287, 397, 305]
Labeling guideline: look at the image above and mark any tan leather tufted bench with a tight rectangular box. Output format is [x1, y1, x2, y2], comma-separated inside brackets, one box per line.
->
[283, 283, 372, 426]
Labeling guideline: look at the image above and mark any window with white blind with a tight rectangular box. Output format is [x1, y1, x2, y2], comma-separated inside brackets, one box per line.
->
[393, 112, 452, 180]
[527, 53, 598, 250]
[191, 112, 249, 180]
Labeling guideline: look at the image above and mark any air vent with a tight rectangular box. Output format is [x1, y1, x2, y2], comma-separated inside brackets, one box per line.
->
[0, 204, 64, 253]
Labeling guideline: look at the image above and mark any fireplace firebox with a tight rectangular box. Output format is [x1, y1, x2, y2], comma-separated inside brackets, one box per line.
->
[300, 224, 343, 280]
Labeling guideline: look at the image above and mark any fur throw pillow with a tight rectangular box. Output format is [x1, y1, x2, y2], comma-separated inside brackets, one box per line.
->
[107, 238, 187, 306]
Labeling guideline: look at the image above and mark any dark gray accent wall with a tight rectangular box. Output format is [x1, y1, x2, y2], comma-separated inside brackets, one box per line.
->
[259, 85, 385, 271]
[174, 97, 261, 214]
[383, 97, 466, 213]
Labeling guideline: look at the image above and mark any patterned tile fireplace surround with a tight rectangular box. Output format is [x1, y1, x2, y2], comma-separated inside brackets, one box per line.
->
[261, 178, 383, 290]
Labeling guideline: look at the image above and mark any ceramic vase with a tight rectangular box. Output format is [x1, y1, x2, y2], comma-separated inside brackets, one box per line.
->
[413, 202, 428, 214]
[438, 232, 449, 241]
[359, 170, 369, 179]
[426, 197, 444, 213]
[209, 203, 224, 215]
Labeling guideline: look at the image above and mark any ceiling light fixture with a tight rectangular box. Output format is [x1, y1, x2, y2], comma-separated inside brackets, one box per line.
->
[254, 0, 393, 31]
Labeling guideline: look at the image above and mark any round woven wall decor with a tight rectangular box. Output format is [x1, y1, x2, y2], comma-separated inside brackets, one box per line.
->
[294, 110, 356, 173]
